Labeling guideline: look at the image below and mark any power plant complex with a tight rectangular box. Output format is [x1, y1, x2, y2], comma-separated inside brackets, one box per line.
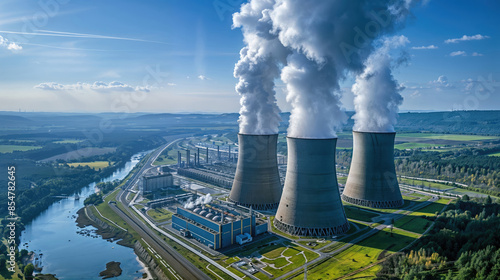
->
[225, 132, 403, 237]
[274, 137, 349, 236]
[229, 134, 283, 210]
[176, 128, 404, 239]
[342, 131, 404, 208]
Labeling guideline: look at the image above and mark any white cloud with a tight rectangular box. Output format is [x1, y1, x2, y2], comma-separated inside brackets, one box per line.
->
[445, 34, 490, 44]
[411, 45, 438, 50]
[430, 75, 455, 91]
[409, 90, 421, 97]
[450, 51, 466, 57]
[34, 81, 150, 92]
[198, 75, 209, 80]
[167, 83, 176, 86]
[472, 52, 483, 57]
[435, 75, 449, 84]
[0, 35, 22, 52]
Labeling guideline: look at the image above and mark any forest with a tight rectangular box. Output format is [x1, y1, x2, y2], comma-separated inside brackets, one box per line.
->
[376, 198, 500, 279]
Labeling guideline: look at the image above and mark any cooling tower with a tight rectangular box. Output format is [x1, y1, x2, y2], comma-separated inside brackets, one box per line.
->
[274, 137, 349, 237]
[342, 131, 403, 208]
[229, 134, 282, 210]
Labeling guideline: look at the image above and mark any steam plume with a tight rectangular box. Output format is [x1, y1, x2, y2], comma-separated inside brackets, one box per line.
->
[233, 0, 288, 135]
[270, 0, 417, 138]
[352, 36, 409, 132]
[184, 194, 212, 209]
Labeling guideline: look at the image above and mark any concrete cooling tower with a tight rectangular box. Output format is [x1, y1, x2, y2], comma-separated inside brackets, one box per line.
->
[342, 131, 403, 208]
[274, 137, 349, 237]
[229, 134, 282, 210]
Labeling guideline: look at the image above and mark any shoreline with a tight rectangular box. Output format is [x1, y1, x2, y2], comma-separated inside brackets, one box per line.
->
[136, 256, 154, 280]
[76, 207, 135, 247]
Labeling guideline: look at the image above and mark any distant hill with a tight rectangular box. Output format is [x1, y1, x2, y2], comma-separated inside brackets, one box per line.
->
[394, 111, 500, 135]
[0, 115, 35, 127]
[0, 110, 498, 136]
[279, 111, 500, 135]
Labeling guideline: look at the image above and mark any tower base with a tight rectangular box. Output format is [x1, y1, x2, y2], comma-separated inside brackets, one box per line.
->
[274, 219, 349, 237]
[341, 194, 403, 209]
[228, 198, 279, 211]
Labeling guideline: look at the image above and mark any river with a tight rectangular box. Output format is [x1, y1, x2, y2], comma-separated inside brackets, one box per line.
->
[20, 151, 152, 279]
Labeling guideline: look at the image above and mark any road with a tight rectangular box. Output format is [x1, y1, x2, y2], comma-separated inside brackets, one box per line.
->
[110, 203, 208, 280]
[111, 137, 244, 280]
[109, 137, 211, 280]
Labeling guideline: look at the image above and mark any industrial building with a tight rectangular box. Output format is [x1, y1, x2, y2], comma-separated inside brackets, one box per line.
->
[342, 131, 404, 208]
[177, 167, 234, 189]
[229, 134, 283, 210]
[274, 137, 349, 237]
[142, 167, 174, 192]
[172, 203, 268, 250]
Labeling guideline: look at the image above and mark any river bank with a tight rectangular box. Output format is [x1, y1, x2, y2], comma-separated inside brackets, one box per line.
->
[76, 207, 135, 247]
[19, 151, 150, 279]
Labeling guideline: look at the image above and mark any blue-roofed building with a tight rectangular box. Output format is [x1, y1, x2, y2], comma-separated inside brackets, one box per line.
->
[172, 203, 268, 250]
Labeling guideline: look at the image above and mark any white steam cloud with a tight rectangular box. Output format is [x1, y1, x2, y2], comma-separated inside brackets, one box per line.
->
[184, 194, 213, 209]
[233, 0, 289, 135]
[34, 81, 150, 92]
[0, 35, 22, 52]
[270, 0, 417, 138]
[352, 36, 409, 132]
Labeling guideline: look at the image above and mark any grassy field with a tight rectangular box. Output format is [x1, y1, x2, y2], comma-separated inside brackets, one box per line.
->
[147, 208, 173, 222]
[0, 144, 42, 153]
[394, 215, 430, 234]
[53, 139, 84, 144]
[40, 147, 116, 162]
[338, 176, 348, 184]
[399, 178, 454, 190]
[67, 161, 112, 170]
[409, 198, 451, 217]
[396, 133, 499, 141]
[236, 241, 320, 278]
[153, 148, 179, 165]
[488, 152, 500, 157]
[344, 206, 380, 222]
[394, 142, 439, 150]
[296, 228, 420, 280]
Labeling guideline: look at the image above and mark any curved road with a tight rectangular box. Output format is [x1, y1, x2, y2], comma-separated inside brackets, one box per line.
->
[110, 136, 211, 280]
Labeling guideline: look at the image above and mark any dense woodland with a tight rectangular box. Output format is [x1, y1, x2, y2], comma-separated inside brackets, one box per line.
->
[376, 198, 500, 279]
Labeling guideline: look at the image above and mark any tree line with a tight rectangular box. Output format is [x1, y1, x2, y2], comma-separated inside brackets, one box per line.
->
[376, 198, 500, 279]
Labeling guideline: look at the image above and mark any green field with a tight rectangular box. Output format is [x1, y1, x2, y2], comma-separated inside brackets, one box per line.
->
[147, 208, 173, 222]
[394, 215, 430, 234]
[67, 161, 112, 170]
[399, 178, 454, 190]
[54, 139, 84, 144]
[338, 176, 347, 184]
[409, 198, 451, 217]
[344, 206, 380, 222]
[244, 241, 320, 278]
[396, 133, 499, 141]
[296, 228, 420, 280]
[488, 152, 500, 157]
[395, 142, 439, 150]
[0, 144, 42, 153]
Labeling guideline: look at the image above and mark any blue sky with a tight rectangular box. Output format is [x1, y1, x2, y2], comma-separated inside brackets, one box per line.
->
[0, 0, 498, 113]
